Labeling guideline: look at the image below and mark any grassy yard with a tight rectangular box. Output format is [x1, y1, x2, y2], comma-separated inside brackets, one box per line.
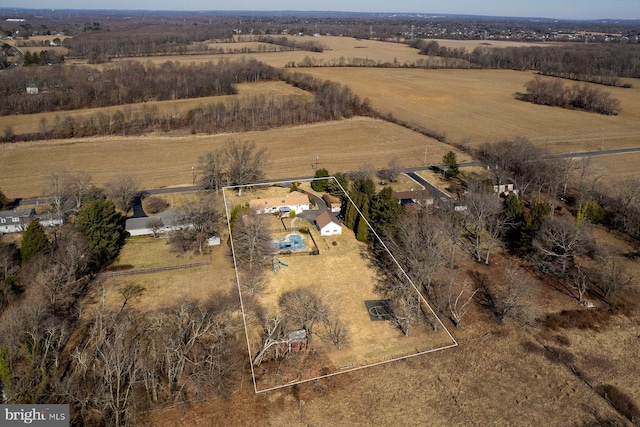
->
[226, 185, 455, 390]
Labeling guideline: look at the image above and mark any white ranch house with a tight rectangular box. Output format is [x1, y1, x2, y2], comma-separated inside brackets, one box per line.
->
[315, 211, 342, 236]
[126, 208, 182, 236]
[250, 191, 310, 215]
[0, 209, 63, 234]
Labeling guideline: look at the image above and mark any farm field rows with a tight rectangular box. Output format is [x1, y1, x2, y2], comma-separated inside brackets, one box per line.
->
[298, 68, 640, 154]
[0, 117, 467, 199]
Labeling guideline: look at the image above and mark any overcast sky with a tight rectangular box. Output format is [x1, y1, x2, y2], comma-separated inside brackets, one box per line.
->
[2, 1, 639, 20]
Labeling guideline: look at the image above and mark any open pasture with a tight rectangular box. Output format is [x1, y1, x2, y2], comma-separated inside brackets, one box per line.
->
[298, 68, 640, 155]
[0, 117, 467, 199]
[0, 81, 311, 136]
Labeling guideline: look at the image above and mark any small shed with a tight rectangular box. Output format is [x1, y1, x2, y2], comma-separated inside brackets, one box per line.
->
[315, 211, 342, 236]
[207, 236, 221, 246]
[287, 329, 308, 353]
[26, 86, 38, 95]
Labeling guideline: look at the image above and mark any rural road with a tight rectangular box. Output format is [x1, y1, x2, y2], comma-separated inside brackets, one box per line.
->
[16, 146, 640, 208]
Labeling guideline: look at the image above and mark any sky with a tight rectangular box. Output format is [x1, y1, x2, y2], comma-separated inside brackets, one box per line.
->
[1, 0, 639, 21]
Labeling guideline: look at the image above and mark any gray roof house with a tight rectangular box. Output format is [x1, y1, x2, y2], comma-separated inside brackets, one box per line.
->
[0, 209, 61, 234]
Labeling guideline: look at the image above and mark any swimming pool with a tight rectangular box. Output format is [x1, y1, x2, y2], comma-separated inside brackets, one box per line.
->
[273, 234, 306, 251]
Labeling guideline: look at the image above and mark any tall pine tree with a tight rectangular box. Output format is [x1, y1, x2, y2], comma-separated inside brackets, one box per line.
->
[75, 198, 127, 268]
[21, 220, 49, 263]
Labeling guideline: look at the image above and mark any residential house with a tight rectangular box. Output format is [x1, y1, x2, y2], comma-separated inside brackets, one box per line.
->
[493, 183, 518, 197]
[315, 211, 342, 236]
[392, 190, 434, 207]
[250, 191, 310, 215]
[125, 208, 182, 237]
[0, 209, 61, 233]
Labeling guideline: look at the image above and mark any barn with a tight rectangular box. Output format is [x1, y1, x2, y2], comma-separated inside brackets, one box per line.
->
[315, 211, 342, 236]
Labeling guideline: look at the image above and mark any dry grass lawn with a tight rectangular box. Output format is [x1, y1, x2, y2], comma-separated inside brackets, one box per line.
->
[0, 117, 466, 199]
[108, 237, 210, 270]
[99, 244, 237, 312]
[226, 186, 454, 391]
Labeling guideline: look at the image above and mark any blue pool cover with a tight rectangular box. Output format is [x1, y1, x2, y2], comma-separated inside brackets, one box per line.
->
[273, 234, 305, 251]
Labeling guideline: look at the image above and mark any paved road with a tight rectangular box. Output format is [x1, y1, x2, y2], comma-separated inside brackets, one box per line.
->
[16, 146, 640, 208]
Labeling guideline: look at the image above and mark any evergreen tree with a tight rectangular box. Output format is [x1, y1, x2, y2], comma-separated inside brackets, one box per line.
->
[21, 220, 49, 263]
[311, 168, 329, 192]
[442, 151, 460, 179]
[371, 186, 403, 231]
[344, 191, 359, 230]
[355, 198, 370, 242]
[326, 172, 349, 195]
[75, 198, 127, 268]
[0, 190, 8, 209]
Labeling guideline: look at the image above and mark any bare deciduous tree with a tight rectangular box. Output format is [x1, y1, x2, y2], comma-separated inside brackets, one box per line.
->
[225, 139, 267, 186]
[595, 246, 634, 302]
[146, 218, 163, 238]
[197, 149, 227, 192]
[447, 277, 478, 328]
[534, 216, 590, 277]
[169, 194, 221, 254]
[278, 287, 330, 336]
[479, 263, 537, 323]
[384, 207, 444, 296]
[68, 171, 93, 209]
[46, 171, 70, 222]
[231, 209, 273, 271]
[378, 157, 401, 183]
[106, 175, 139, 214]
[464, 182, 503, 264]
[375, 267, 423, 336]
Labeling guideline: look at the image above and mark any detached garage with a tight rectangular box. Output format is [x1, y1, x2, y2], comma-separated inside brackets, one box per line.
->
[315, 211, 342, 236]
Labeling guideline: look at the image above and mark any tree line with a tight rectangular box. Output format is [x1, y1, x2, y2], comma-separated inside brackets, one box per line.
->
[256, 35, 324, 52]
[1, 70, 372, 143]
[0, 58, 279, 116]
[411, 40, 640, 84]
[343, 139, 637, 337]
[63, 24, 234, 63]
[518, 77, 621, 115]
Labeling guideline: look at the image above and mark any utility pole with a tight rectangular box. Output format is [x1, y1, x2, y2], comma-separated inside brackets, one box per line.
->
[312, 155, 319, 173]
[424, 146, 428, 166]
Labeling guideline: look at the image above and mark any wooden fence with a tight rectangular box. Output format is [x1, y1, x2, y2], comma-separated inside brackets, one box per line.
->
[100, 260, 211, 278]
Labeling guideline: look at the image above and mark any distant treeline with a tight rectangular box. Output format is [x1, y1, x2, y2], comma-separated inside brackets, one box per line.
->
[412, 40, 640, 85]
[256, 35, 324, 52]
[0, 59, 279, 115]
[518, 77, 621, 115]
[1, 71, 372, 142]
[63, 25, 234, 62]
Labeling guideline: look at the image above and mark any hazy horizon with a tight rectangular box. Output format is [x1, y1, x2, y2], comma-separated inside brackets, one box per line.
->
[1, 1, 639, 21]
